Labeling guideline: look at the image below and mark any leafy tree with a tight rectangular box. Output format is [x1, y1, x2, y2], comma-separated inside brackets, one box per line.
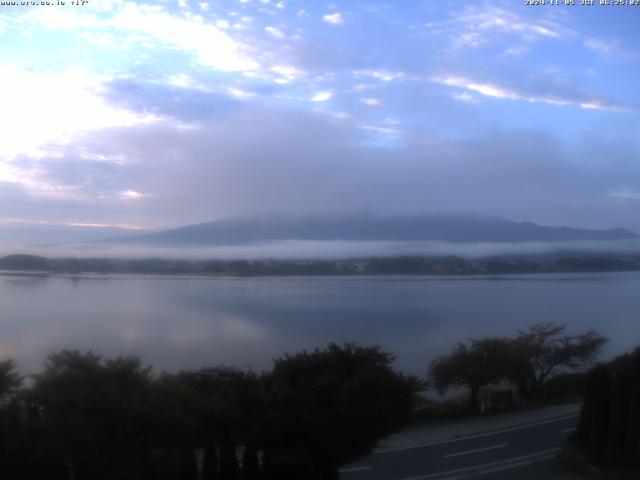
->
[511, 323, 607, 398]
[30, 350, 155, 480]
[429, 338, 518, 413]
[0, 359, 24, 476]
[263, 343, 421, 479]
[148, 373, 200, 447]
[430, 324, 608, 411]
[0, 359, 22, 399]
[146, 372, 202, 480]
[180, 367, 265, 479]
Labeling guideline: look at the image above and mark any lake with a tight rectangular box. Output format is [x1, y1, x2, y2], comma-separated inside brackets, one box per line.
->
[1, 271, 638, 376]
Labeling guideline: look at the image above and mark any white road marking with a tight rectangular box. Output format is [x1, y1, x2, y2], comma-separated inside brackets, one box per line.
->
[443, 443, 508, 458]
[562, 427, 576, 433]
[397, 448, 561, 480]
[435, 460, 558, 480]
[477, 460, 533, 474]
[338, 466, 372, 473]
[375, 413, 578, 454]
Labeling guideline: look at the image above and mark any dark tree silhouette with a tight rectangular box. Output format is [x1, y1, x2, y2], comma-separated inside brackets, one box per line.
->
[572, 347, 640, 469]
[29, 350, 156, 480]
[241, 443, 260, 480]
[0, 359, 22, 399]
[2, 344, 421, 479]
[511, 323, 607, 398]
[180, 367, 264, 480]
[0, 359, 24, 479]
[430, 338, 517, 412]
[430, 324, 608, 411]
[177, 446, 199, 480]
[219, 436, 241, 480]
[202, 437, 220, 480]
[263, 343, 421, 479]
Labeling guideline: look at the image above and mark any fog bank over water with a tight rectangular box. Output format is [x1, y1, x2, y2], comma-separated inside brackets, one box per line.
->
[3, 239, 640, 261]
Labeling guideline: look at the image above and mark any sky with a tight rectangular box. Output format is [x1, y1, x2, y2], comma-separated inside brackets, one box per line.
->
[1, 0, 640, 244]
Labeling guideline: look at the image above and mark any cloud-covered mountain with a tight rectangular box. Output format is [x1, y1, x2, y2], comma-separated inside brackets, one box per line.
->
[2, 3, 640, 236]
[110, 215, 638, 246]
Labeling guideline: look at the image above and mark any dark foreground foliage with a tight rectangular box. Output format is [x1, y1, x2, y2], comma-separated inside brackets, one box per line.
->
[0, 344, 420, 480]
[572, 347, 640, 470]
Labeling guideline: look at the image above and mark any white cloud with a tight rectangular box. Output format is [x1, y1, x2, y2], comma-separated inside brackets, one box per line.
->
[503, 45, 529, 57]
[0, 68, 158, 166]
[352, 69, 407, 82]
[438, 76, 518, 100]
[455, 32, 483, 48]
[452, 92, 475, 103]
[22, 7, 102, 31]
[360, 125, 403, 136]
[270, 64, 307, 83]
[119, 190, 149, 200]
[167, 73, 210, 91]
[584, 37, 639, 60]
[111, 3, 259, 72]
[17, 2, 258, 73]
[323, 12, 343, 25]
[433, 75, 630, 112]
[310, 91, 333, 102]
[609, 188, 640, 201]
[264, 25, 285, 38]
[79, 32, 114, 48]
[362, 98, 383, 106]
[444, 5, 566, 51]
[0, 68, 161, 201]
[351, 84, 375, 92]
[585, 38, 612, 55]
[226, 86, 256, 99]
[579, 101, 618, 111]
[87, 0, 125, 13]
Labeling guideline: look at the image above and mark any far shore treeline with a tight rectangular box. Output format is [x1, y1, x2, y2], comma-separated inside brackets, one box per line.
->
[2, 253, 640, 276]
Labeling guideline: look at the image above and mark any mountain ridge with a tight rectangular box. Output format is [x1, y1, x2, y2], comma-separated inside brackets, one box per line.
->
[106, 215, 638, 246]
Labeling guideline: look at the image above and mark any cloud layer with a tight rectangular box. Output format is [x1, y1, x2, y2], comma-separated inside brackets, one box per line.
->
[0, 1, 638, 244]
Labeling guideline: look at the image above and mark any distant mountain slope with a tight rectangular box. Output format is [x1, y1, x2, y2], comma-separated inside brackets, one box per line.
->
[109, 215, 638, 245]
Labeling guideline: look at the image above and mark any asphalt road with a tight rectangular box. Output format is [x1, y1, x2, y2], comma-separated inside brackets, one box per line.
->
[339, 412, 581, 480]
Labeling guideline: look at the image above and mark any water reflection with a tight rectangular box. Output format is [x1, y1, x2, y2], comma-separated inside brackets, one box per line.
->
[0, 272, 638, 375]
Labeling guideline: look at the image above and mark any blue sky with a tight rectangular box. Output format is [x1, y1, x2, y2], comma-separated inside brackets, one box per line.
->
[0, 0, 639, 240]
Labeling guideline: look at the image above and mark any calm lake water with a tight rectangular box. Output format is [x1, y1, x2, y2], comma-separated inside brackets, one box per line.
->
[1, 271, 639, 376]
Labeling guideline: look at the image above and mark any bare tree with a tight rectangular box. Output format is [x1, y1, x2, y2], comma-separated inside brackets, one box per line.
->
[511, 323, 608, 398]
